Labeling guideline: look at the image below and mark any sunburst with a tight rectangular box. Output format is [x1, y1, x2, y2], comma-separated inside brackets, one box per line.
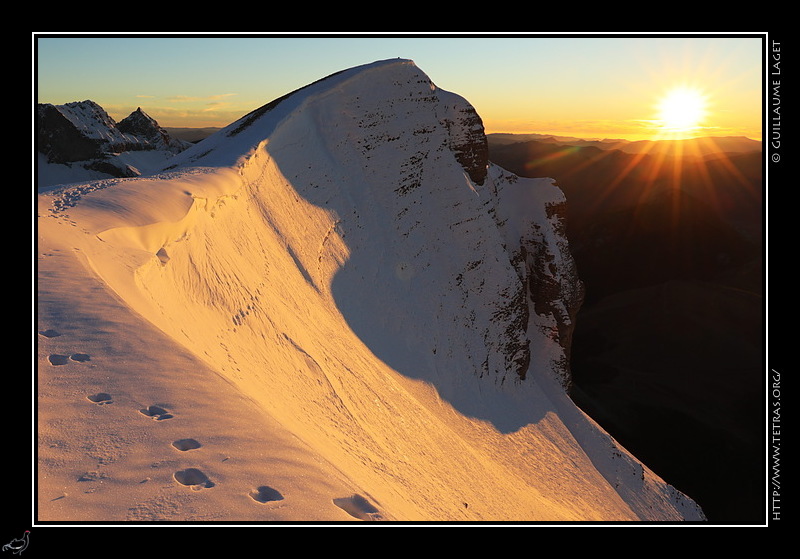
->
[655, 86, 708, 137]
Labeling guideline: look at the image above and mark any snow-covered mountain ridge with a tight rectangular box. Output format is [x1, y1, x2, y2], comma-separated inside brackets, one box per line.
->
[37, 100, 191, 188]
[36, 58, 705, 522]
[157, 58, 581, 395]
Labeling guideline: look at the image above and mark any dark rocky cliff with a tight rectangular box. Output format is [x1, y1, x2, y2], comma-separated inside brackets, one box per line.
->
[37, 103, 106, 163]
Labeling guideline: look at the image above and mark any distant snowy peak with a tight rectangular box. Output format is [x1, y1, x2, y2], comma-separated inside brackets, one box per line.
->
[55, 100, 120, 143]
[117, 107, 190, 153]
[37, 100, 191, 165]
[37, 100, 193, 187]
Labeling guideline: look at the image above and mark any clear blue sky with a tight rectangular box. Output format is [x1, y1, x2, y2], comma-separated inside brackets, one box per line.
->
[35, 33, 765, 141]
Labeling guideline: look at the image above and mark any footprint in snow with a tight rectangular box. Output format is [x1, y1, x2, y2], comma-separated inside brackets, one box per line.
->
[172, 438, 202, 451]
[173, 468, 214, 490]
[38, 329, 61, 338]
[139, 405, 174, 420]
[250, 485, 284, 504]
[48, 354, 69, 366]
[47, 353, 91, 365]
[333, 494, 383, 521]
[87, 392, 113, 405]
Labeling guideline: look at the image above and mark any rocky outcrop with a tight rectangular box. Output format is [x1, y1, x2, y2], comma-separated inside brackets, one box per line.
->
[118, 107, 190, 153]
[488, 166, 584, 391]
[435, 92, 582, 389]
[521, 200, 584, 390]
[441, 101, 489, 186]
[37, 101, 191, 180]
[37, 102, 107, 163]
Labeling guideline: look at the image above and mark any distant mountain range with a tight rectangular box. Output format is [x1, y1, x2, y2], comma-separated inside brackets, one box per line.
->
[164, 126, 223, 144]
[487, 132, 764, 524]
[36, 101, 193, 188]
[174, 129, 763, 158]
[488, 132, 762, 158]
[488, 134, 762, 247]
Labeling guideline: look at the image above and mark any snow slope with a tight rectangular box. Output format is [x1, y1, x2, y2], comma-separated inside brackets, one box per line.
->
[36, 58, 705, 522]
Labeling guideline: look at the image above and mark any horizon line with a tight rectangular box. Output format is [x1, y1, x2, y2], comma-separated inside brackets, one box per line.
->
[160, 123, 763, 145]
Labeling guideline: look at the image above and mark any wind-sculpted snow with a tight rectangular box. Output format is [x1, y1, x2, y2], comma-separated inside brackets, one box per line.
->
[156, 59, 579, 401]
[37, 59, 705, 521]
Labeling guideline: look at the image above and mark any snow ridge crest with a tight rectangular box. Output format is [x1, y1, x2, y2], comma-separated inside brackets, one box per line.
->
[164, 58, 583, 401]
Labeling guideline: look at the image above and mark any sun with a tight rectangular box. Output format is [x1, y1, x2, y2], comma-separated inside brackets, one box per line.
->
[655, 86, 708, 136]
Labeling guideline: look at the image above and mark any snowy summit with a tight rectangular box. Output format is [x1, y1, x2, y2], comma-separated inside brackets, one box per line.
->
[36, 58, 705, 522]
[37, 100, 192, 188]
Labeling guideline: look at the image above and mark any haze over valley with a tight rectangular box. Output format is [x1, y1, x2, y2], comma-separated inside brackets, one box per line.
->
[487, 132, 763, 524]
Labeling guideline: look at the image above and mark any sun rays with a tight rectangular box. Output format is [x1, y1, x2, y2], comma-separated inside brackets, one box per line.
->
[654, 85, 709, 139]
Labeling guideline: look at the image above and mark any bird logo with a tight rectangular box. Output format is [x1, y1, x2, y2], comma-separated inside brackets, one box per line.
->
[2, 531, 29, 555]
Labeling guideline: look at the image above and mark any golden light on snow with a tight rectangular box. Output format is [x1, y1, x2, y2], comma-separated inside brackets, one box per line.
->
[36, 59, 707, 524]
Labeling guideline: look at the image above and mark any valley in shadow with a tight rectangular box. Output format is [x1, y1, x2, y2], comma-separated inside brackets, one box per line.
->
[489, 135, 764, 524]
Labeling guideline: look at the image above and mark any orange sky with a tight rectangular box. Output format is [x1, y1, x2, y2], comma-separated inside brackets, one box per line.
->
[37, 35, 765, 142]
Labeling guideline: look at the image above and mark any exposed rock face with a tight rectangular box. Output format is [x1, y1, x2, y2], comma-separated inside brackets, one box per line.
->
[37, 102, 107, 163]
[518, 199, 584, 390]
[441, 100, 489, 186]
[442, 106, 581, 388]
[118, 107, 189, 153]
